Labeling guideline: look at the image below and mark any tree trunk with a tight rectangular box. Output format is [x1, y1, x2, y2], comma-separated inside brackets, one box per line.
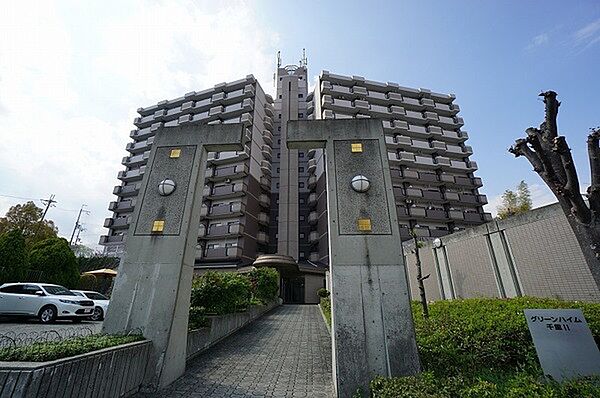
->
[413, 234, 429, 319]
[510, 91, 600, 291]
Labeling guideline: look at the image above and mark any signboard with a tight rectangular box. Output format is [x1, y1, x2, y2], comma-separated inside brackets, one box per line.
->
[524, 309, 600, 381]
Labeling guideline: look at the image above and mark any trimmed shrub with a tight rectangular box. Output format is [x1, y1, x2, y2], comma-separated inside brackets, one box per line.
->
[0, 229, 27, 283]
[190, 271, 252, 315]
[0, 334, 144, 362]
[248, 267, 279, 304]
[317, 288, 330, 298]
[28, 237, 79, 288]
[320, 297, 331, 326]
[188, 306, 209, 330]
[367, 297, 600, 397]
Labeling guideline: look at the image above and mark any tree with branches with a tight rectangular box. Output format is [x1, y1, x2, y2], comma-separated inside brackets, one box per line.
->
[509, 91, 600, 288]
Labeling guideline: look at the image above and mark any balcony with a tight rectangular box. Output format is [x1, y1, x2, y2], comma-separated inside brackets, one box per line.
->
[259, 193, 270, 208]
[205, 164, 249, 182]
[263, 116, 273, 131]
[257, 231, 269, 244]
[260, 175, 270, 190]
[426, 208, 448, 220]
[205, 223, 244, 239]
[308, 212, 318, 225]
[309, 231, 319, 244]
[207, 145, 250, 166]
[261, 160, 272, 176]
[263, 130, 273, 146]
[126, 136, 154, 154]
[113, 183, 141, 197]
[108, 200, 134, 213]
[309, 252, 319, 262]
[308, 148, 317, 159]
[117, 166, 146, 182]
[103, 216, 130, 230]
[202, 246, 243, 260]
[205, 202, 245, 219]
[264, 104, 274, 117]
[308, 175, 317, 189]
[122, 151, 150, 167]
[129, 127, 154, 140]
[99, 235, 125, 245]
[307, 158, 317, 174]
[308, 192, 317, 207]
[258, 212, 269, 225]
[262, 145, 272, 160]
[206, 182, 246, 200]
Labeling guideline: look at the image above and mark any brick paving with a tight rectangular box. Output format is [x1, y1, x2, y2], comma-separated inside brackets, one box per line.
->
[136, 305, 333, 398]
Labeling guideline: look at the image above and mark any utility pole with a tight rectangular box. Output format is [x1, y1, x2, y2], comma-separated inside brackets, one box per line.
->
[69, 204, 89, 245]
[35, 194, 57, 235]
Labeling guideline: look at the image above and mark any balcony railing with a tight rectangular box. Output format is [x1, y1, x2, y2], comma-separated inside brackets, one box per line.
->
[202, 246, 243, 260]
[205, 182, 246, 199]
[108, 200, 134, 213]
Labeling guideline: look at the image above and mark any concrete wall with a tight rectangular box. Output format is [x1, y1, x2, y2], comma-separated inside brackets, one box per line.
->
[186, 299, 281, 361]
[0, 340, 151, 398]
[405, 203, 600, 302]
[304, 274, 325, 304]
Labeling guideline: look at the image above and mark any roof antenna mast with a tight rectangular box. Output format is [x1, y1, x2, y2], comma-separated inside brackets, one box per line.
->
[300, 48, 307, 67]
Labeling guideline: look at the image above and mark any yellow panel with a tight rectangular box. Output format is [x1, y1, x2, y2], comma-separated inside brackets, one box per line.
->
[357, 218, 372, 231]
[152, 220, 165, 232]
[170, 149, 181, 158]
[351, 143, 363, 153]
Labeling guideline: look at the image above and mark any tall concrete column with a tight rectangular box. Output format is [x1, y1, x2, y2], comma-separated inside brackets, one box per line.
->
[103, 123, 245, 390]
[277, 75, 300, 258]
[287, 119, 421, 397]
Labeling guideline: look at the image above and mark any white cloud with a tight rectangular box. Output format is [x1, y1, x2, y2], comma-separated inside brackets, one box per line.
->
[572, 18, 600, 50]
[526, 33, 549, 50]
[0, 0, 278, 250]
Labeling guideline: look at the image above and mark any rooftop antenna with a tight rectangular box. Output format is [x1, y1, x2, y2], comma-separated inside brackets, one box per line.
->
[277, 51, 281, 68]
[300, 48, 307, 67]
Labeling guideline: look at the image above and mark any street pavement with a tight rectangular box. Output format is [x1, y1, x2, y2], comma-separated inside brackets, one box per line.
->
[136, 304, 334, 398]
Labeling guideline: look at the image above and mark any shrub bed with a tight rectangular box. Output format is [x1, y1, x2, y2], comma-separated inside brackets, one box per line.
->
[189, 267, 279, 328]
[318, 297, 600, 397]
[0, 334, 144, 362]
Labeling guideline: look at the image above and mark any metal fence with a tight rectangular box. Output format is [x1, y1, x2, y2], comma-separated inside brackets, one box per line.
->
[0, 327, 95, 349]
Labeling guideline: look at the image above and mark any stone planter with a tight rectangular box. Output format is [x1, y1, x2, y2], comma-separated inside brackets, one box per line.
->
[0, 340, 151, 398]
[187, 298, 281, 361]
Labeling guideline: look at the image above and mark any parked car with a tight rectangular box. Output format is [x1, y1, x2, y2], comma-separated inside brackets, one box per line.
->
[0, 283, 95, 323]
[71, 290, 109, 321]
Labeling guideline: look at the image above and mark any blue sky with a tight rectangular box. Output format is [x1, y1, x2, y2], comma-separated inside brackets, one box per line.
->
[0, 1, 599, 249]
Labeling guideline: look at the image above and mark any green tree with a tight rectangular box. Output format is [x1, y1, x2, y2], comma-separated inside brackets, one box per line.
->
[28, 237, 79, 288]
[497, 181, 532, 219]
[0, 201, 58, 247]
[0, 230, 27, 283]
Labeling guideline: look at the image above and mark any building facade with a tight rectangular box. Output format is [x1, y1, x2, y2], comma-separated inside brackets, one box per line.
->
[100, 55, 490, 303]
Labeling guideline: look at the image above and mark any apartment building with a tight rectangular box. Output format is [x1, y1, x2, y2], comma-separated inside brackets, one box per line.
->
[100, 57, 489, 302]
[306, 70, 491, 265]
[101, 75, 275, 269]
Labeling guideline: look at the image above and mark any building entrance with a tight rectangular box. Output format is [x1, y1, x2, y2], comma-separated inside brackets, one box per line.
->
[281, 276, 305, 303]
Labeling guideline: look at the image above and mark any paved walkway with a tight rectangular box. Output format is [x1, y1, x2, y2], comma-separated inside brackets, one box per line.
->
[138, 305, 333, 398]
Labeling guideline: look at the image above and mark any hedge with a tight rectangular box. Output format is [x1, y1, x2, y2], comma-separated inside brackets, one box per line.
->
[188, 267, 279, 327]
[318, 297, 600, 397]
[0, 334, 144, 362]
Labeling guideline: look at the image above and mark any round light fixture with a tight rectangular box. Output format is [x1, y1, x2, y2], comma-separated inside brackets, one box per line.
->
[433, 238, 442, 248]
[158, 178, 176, 196]
[351, 175, 370, 193]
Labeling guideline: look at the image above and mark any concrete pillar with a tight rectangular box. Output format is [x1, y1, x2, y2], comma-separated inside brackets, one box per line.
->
[102, 123, 245, 390]
[287, 119, 421, 397]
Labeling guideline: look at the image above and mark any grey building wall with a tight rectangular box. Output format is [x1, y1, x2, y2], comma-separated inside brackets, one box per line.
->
[404, 203, 600, 302]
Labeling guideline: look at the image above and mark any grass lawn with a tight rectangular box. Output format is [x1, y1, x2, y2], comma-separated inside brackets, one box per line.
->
[320, 297, 600, 397]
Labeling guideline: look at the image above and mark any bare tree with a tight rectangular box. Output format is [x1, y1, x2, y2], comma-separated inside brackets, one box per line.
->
[410, 228, 429, 318]
[509, 91, 600, 288]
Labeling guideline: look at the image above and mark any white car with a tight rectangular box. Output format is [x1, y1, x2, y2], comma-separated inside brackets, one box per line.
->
[0, 283, 95, 323]
[71, 290, 109, 321]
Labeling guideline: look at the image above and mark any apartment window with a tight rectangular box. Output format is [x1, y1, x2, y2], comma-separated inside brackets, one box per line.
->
[278, 114, 282, 119]
[298, 94, 304, 98]
[277, 153, 281, 158]
[298, 113, 303, 118]
[278, 139, 281, 144]
[299, 198, 305, 204]
[276, 183, 280, 188]
[207, 244, 218, 249]
[299, 76, 303, 80]
[299, 167, 304, 172]
[299, 215, 305, 221]
[299, 182, 305, 188]
[279, 77, 282, 81]
[299, 233, 305, 238]
[277, 168, 280, 173]
[299, 152, 305, 158]
[278, 126, 281, 132]
[279, 95, 282, 98]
